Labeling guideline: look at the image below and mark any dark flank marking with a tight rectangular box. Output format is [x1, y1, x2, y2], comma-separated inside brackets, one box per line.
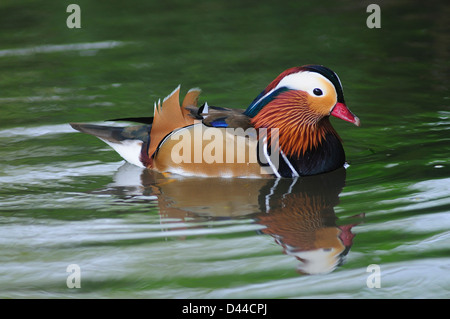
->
[108, 117, 154, 124]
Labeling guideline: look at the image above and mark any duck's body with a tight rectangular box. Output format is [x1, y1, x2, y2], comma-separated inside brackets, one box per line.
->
[71, 65, 359, 178]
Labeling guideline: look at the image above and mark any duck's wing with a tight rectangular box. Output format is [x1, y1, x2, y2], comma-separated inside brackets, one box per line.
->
[186, 103, 252, 130]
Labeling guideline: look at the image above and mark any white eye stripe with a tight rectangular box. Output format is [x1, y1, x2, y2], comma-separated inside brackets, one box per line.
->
[275, 71, 334, 97]
[250, 71, 337, 110]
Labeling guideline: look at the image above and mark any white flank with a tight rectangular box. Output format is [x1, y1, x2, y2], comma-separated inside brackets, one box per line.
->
[100, 139, 145, 168]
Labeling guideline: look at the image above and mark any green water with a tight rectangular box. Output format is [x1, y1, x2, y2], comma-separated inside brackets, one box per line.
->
[0, 0, 449, 299]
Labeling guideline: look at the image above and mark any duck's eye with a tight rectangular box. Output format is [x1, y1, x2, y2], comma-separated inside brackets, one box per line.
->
[313, 88, 323, 96]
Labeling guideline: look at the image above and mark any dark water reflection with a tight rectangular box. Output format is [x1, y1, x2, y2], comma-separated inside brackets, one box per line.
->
[98, 165, 363, 275]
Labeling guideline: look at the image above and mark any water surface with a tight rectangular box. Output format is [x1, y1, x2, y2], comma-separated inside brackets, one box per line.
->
[0, 0, 449, 298]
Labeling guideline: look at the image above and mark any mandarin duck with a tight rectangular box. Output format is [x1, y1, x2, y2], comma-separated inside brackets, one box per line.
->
[70, 65, 360, 178]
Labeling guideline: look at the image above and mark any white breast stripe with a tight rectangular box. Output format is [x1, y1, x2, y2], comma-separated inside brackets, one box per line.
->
[280, 150, 299, 177]
[262, 137, 281, 178]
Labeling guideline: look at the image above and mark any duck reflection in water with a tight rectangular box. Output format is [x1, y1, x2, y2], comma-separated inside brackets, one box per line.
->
[254, 168, 362, 275]
[105, 164, 363, 275]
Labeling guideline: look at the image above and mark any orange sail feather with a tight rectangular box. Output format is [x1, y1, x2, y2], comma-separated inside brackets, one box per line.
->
[147, 86, 200, 163]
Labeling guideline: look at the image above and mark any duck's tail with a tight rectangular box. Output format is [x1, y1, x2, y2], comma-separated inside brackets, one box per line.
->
[70, 86, 201, 168]
[69, 122, 152, 167]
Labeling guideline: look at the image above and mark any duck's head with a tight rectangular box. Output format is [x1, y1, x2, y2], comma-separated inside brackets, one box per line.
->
[245, 65, 359, 157]
[244, 65, 360, 127]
